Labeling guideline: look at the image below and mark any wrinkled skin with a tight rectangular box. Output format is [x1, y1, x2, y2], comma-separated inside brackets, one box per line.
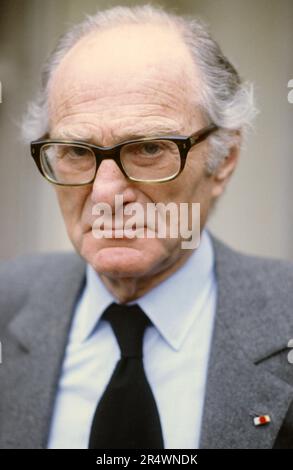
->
[48, 23, 239, 302]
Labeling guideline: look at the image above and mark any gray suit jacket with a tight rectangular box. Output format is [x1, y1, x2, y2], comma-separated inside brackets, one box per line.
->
[0, 233, 293, 449]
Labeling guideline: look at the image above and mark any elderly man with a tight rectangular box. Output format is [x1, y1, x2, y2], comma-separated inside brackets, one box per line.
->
[0, 5, 293, 449]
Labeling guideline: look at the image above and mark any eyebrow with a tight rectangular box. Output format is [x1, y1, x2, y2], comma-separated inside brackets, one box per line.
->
[52, 125, 186, 144]
[115, 125, 185, 141]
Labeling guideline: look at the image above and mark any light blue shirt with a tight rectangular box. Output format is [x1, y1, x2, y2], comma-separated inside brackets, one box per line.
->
[48, 229, 217, 449]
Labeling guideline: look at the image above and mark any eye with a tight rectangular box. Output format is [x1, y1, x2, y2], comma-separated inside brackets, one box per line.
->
[140, 142, 162, 156]
[67, 146, 91, 158]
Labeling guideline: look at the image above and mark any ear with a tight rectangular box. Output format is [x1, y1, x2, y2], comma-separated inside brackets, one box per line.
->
[211, 135, 241, 199]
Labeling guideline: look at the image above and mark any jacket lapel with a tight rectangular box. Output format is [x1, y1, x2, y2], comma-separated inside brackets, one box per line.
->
[199, 235, 293, 448]
[0, 253, 86, 449]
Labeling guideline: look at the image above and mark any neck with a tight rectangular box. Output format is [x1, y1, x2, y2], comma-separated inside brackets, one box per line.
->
[99, 249, 194, 303]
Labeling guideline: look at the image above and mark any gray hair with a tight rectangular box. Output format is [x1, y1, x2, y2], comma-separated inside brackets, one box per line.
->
[22, 4, 257, 173]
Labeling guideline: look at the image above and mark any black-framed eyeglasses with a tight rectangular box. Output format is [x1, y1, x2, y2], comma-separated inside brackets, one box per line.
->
[30, 123, 218, 185]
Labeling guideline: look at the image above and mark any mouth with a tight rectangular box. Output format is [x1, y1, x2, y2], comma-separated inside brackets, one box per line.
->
[93, 225, 151, 239]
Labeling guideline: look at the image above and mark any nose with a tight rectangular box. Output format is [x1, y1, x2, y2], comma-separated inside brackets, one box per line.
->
[90, 159, 137, 209]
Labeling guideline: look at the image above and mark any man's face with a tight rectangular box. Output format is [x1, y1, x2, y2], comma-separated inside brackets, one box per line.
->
[48, 24, 232, 296]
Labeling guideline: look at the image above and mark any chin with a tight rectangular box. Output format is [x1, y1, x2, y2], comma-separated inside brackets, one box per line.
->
[94, 246, 159, 278]
[80, 235, 168, 279]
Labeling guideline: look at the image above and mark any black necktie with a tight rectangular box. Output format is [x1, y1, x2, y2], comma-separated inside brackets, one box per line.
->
[88, 302, 164, 449]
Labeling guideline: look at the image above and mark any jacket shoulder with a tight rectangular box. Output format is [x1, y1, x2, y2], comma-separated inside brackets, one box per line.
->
[0, 251, 85, 327]
[211, 233, 293, 283]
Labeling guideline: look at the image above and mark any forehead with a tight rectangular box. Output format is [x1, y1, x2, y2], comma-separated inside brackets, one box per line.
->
[48, 23, 202, 137]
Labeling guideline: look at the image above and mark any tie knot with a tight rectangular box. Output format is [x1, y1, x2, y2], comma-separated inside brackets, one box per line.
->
[102, 302, 151, 358]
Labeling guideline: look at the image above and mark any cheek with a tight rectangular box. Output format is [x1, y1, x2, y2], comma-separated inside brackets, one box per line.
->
[55, 187, 90, 229]
[181, 150, 212, 201]
[167, 158, 214, 229]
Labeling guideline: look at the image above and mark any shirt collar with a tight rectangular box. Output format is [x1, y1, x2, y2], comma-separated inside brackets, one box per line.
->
[75, 229, 215, 350]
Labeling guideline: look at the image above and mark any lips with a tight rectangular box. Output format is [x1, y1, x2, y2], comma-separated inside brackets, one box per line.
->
[97, 226, 147, 236]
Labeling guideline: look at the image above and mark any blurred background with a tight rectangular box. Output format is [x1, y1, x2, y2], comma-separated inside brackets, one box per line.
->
[0, 0, 292, 260]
